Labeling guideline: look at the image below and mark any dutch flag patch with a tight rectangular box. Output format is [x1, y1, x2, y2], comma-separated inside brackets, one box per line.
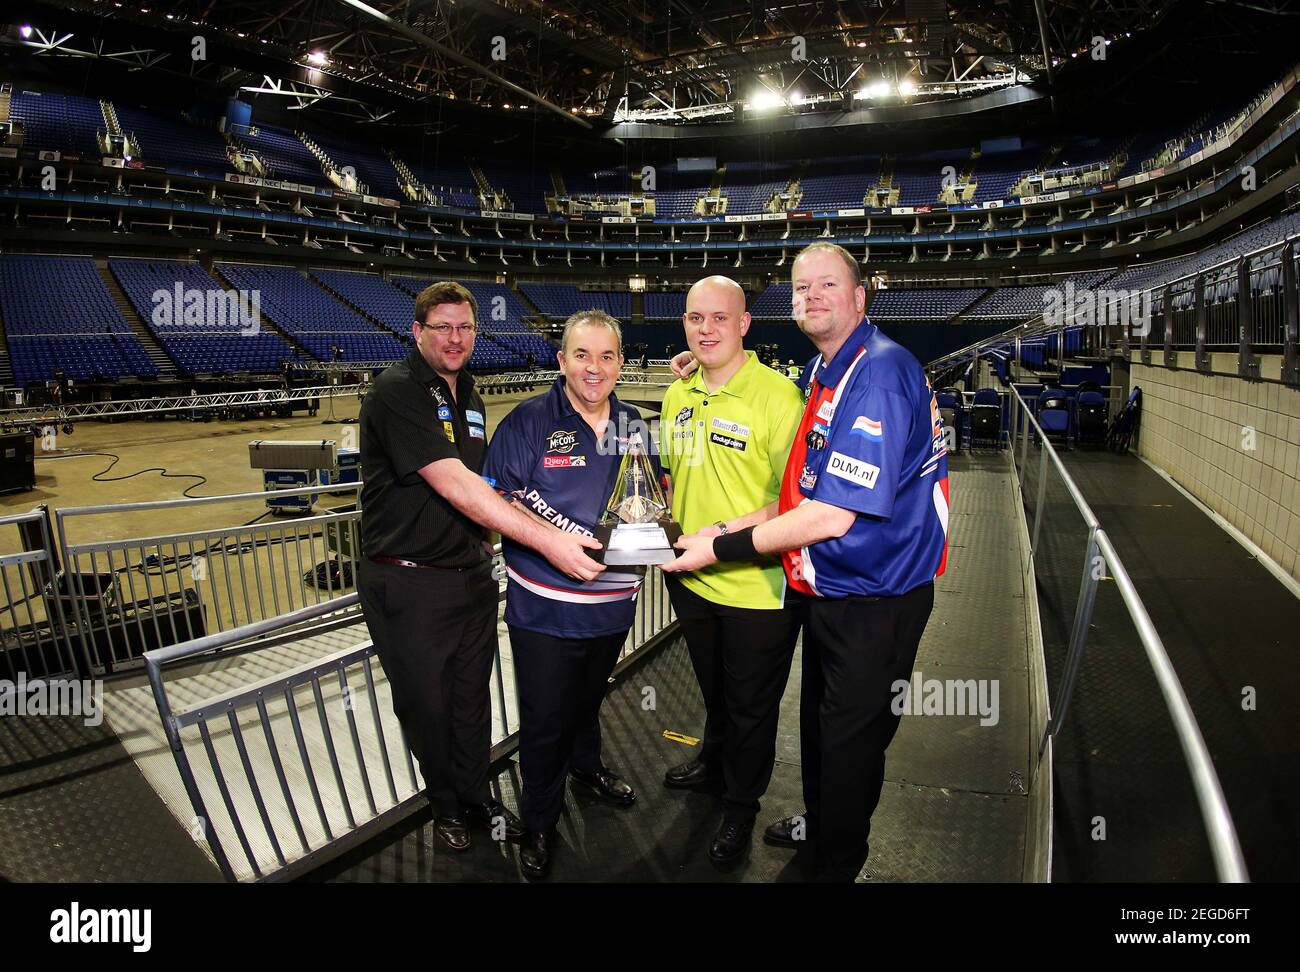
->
[852, 416, 884, 441]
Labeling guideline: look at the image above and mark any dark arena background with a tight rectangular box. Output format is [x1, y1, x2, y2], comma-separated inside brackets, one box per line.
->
[0, 0, 1297, 939]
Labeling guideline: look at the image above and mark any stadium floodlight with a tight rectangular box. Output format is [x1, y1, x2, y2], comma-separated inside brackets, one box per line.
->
[897, 78, 917, 97]
[18, 24, 33, 38]
[790, 90, 804, 105]
[308, 50, 328, 66]
[861, 80, 891, 99]
[750, 90, 784, 110]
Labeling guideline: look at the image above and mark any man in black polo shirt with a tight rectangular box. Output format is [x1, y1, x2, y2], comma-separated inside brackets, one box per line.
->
[359, 280, 604, 853]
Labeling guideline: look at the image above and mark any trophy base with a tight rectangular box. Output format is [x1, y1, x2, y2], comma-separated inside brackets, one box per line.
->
[589, 520, 683, 566]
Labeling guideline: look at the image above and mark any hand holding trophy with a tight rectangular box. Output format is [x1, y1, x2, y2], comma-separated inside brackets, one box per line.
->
[589, 433, 683, 565]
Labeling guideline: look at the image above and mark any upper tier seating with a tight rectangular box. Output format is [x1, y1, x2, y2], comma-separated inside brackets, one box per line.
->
[10, 90, 105, 157]
[115, 105, 233, 173]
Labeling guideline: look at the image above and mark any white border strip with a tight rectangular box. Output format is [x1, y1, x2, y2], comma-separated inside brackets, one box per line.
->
[1138, 455, 1300, 602]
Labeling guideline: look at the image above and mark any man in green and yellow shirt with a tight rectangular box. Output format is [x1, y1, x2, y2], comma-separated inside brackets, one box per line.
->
[659, 275, 804, 866]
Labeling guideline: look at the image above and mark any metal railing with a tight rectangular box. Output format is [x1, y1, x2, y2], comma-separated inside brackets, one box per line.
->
[143, 555, 678, 882]
[55, 482, 364, 675]
[0, 509, 76, 680]
[927, 232, 1300, 385]
[1006, 384, 1248, 882]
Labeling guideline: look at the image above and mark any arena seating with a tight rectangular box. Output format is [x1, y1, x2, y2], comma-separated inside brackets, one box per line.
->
[969, 148, 1040, 202]
[0, 256, 158, 385]
[404, 158, 481, 209]
[312, 136, 405, 200]
[797, 155, 882, 210]
[564, 166, 634, 199]
[477, 159, 547, 213]
[643, 292, 689, 320]
[312, 270, 415, 337]
[894, 150, 970, 206]
[722, 161, 796, 214]
[965, 272, 1116, 323]
[9, 89, 105, 157]
[519, 284, 631, 321]
[216, 264, 409, 362]
[651, 165, 715, 218]
[115, 105, 233, 174]
[109, 258, 295, 375]
[750, 282, 793, 320]
[237, 124, 323, 185]
[867, 288, 986, 320]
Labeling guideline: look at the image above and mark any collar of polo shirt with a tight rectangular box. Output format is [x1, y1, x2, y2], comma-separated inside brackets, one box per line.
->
[808, 318, 877, 390]
[682, 348, 763, 398]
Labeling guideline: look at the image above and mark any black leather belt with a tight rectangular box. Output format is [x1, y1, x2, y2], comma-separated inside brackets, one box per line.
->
[370, 555, 440, 569]
[369, 555, 488, 572]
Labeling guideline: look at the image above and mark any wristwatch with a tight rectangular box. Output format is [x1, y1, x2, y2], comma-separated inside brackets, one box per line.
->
[714, 520, 730, 535]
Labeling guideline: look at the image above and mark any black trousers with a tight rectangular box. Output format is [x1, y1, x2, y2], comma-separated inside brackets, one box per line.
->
[358, 559, 498, 818]
[509, 625, 627, 831]
[793, 582, 935, 881]
[666, 576, 800, 822]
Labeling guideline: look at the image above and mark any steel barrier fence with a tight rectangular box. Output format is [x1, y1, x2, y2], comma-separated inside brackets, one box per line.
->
[0, 509, 77, 680]
[52, 482, 366, 676]
[1006, 384, 1248, 882]
[143, 555, 678, 882]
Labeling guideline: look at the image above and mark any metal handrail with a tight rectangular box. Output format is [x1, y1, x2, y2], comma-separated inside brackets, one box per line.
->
[1009, 385, 1100, 530]
[1005, 387, 1249, 882]
[1092, 530, 1248, 883]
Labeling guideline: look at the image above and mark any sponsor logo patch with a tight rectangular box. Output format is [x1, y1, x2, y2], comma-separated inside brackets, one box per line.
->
[674, 406, 694, 426]
[543, 455, 587, 468]
[710, 416, 751, 437]
[816, 399, 836, 423]
[825, 451, 879, 489]
[547, 429, 579, 454]
[799, 465, 818, 490]
[709, 431, 747, 452]
[437, 405, 452, 421]
[468, 426, 485, 439]
[852, 416, 884, 441]
[466, 409, 485, 425]
[442, 421, 456, 443]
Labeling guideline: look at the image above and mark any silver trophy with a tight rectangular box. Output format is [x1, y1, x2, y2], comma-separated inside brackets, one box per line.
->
[590, 434, 682, 566]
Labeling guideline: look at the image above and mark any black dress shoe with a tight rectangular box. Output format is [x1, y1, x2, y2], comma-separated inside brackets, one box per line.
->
[519, 829, 554, 880]
[763, 813, 814, 849]
[663, 757, 719, 789]
[464, 799, 524, 842]
[570, 766, 636, 807]
[709, 818, 754, 866]
[434, 814, 471, 851]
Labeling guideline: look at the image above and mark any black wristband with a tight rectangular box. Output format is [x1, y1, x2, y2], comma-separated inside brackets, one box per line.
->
[712, 526, 758, 562]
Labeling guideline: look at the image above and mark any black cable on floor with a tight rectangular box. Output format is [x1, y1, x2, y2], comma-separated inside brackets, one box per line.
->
[37, 451, 209, 498]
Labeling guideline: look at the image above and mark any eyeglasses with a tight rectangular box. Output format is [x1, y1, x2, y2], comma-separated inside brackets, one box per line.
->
[418, 322, 477, 336]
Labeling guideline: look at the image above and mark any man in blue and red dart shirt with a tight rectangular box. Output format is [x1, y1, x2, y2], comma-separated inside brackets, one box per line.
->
[482, 309, 661, 881]
[664, 242, 949, 882]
